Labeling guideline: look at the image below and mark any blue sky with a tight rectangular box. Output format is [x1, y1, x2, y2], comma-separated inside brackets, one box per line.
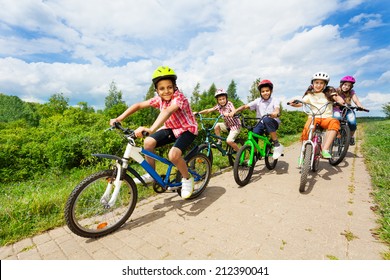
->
[0, 0, 389, 116]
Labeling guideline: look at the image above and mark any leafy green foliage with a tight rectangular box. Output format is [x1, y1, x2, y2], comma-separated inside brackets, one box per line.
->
[383, 102, 390, 119]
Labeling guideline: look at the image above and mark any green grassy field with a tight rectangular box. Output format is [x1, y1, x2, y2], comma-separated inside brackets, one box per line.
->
[0, 121, 389, 257]
[359, 119, 390, 258]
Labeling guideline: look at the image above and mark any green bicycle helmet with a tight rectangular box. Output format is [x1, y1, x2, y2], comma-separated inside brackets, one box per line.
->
[152, 66, 177, 87]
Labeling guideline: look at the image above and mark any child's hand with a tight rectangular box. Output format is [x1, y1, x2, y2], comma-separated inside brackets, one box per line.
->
[134, 126, 151, 138]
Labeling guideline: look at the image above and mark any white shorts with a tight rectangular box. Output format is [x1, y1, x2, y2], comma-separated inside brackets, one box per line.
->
[215, 123, 241, 142]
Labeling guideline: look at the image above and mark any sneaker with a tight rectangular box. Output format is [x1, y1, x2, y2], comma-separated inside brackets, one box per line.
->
[321, 150, 332, 159]
[181, 175, 194, 199]
[133, 173, 154, 185]
[211, 142, 222, 148]
[273, 144, 284, 159]
[350, 137, 355, 146]
[298, 156, 303, 166]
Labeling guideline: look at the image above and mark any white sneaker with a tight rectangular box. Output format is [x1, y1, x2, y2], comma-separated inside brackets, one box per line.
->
[133, 173, 153, 185]
[273, 144, 284, 159]
[181, 176, 194, 199]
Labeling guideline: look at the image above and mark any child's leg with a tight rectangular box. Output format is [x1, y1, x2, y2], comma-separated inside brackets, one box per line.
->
[346, 110, 357, 137]
[214, 123, 227, 144]
[321, 118, 340, 150]
[214, 123, 222, 142]
[170, 131, 196, 179]
[263, 117, 280, 144]
[226, 129, 240, 151]
[147, 129, 175, 170]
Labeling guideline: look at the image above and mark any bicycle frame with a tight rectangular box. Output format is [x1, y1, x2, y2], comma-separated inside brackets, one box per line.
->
[297, 101, 331, 169]
[239, 115, 273, 166]
[242, 131, 272, 166]
[94, 124, 199, 206]
[197, 114, 231, 156]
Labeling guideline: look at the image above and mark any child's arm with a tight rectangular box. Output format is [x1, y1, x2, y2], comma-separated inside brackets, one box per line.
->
[152, 104, 178, 132]
[232, 104, 249, 116]
[110, 100, 150, 126]
[352, 94, 364, 108]
[195, 107, 215, 115]
[270, 106, 280, 118]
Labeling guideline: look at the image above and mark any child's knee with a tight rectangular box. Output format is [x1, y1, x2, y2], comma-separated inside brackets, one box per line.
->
[144, 137, 156, 150]
[168, 147, 182, 162]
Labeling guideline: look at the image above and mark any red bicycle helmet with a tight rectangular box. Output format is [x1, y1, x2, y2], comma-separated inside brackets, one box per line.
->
[257, 79, 273, 91]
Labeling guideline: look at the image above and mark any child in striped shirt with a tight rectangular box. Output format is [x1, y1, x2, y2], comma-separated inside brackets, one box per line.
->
[195, 88, 241, 152]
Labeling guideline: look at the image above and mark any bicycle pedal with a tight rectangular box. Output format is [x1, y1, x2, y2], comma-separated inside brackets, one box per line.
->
[167, 186, 180, 191]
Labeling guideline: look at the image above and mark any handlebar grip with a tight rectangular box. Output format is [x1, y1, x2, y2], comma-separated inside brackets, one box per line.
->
[142, 131, 149, 137]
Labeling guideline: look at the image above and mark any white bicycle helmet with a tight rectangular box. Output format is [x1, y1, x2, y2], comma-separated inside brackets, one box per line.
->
[311, 72, 330, 85]
[215, 88, 228, 98]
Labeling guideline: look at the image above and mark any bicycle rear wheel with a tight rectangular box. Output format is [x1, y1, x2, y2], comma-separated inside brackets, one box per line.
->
[177, 153, 211, 199]
[233, 144, 255, 186]
[198, 143, 213, 166]
[329, 124, 351, 166]
[227, 138, 245, 166]
[64, 169, 137, 238]
[265, 144, 278, 170]
[300, 144, 312, 193]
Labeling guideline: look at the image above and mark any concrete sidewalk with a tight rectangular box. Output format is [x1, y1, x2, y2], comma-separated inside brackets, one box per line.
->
[0, 139, 387, 260]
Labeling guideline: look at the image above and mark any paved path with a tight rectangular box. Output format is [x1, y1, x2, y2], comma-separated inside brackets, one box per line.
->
[0, 138, 387, 260]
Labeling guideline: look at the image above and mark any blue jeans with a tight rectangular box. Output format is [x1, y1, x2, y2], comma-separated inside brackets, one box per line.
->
[253, 117, 279, 135]
[333, 110, 357, 132]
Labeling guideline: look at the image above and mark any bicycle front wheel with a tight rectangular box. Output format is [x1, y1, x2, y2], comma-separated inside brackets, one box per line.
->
[329, 124, 351, 166]
[198, 143, 213, 166]
[227, 138, 245, 166]
[300, 144, 312, 193]
[177, 153, 211, 199]
[64, 169, 138, 238]
[233, 144, 255, 186]
[265, 144, 278, 170]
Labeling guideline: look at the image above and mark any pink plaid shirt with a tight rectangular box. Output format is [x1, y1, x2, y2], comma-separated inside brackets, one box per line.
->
[212, 101, 241, 131]
[149, 90, 198, 138]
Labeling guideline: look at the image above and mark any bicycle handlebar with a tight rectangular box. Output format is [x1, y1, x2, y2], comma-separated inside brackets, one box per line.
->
[112, 122, 149, 137]
[333, 102, 369, 112]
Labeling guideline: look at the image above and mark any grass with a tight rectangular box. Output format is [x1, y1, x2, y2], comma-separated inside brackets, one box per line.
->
[0, 121, 389, 252]
[359, 119, 390, 256]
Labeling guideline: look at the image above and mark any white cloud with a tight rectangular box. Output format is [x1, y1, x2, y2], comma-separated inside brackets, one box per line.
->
[0, 0, 389, 117]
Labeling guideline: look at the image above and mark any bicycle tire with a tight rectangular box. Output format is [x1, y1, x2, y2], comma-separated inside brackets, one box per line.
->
[177, 153, 211, 199]
[233, 144, 255, 186]
[312, 146, 321, 172]
[329, 124, 351, 166]
[300, 144, 312, 193]
[226, 138, 244, 166]
[265, 144, 278, 170]
[198, 143, 213, 166]
[64, 169, 138, 238]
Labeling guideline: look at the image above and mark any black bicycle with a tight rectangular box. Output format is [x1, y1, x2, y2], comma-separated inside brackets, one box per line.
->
[329, 103, 369, 166]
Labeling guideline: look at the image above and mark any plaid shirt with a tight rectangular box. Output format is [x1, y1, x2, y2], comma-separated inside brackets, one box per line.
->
[213, 101, 241, 131]
[149, 90, 198, 138]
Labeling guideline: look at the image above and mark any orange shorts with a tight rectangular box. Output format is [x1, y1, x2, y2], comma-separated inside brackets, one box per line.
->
[301, 117, 340, 141]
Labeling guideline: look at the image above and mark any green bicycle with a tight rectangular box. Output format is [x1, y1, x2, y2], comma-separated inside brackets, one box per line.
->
[233, 114, 280, 186]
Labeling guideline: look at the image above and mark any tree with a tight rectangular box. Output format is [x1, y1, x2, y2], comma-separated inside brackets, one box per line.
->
[77, 101, 95, 113]
[38, 93, 69, 118]
[226, 80, 243, 107]
[383, 102, 390, 119]
[190, 82, 201, 106]
[247, 78, 261, 102]
[104, 81, 125, 111]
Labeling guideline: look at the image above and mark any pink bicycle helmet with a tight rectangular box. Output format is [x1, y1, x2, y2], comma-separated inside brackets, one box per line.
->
[340, 75, 356, 84]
